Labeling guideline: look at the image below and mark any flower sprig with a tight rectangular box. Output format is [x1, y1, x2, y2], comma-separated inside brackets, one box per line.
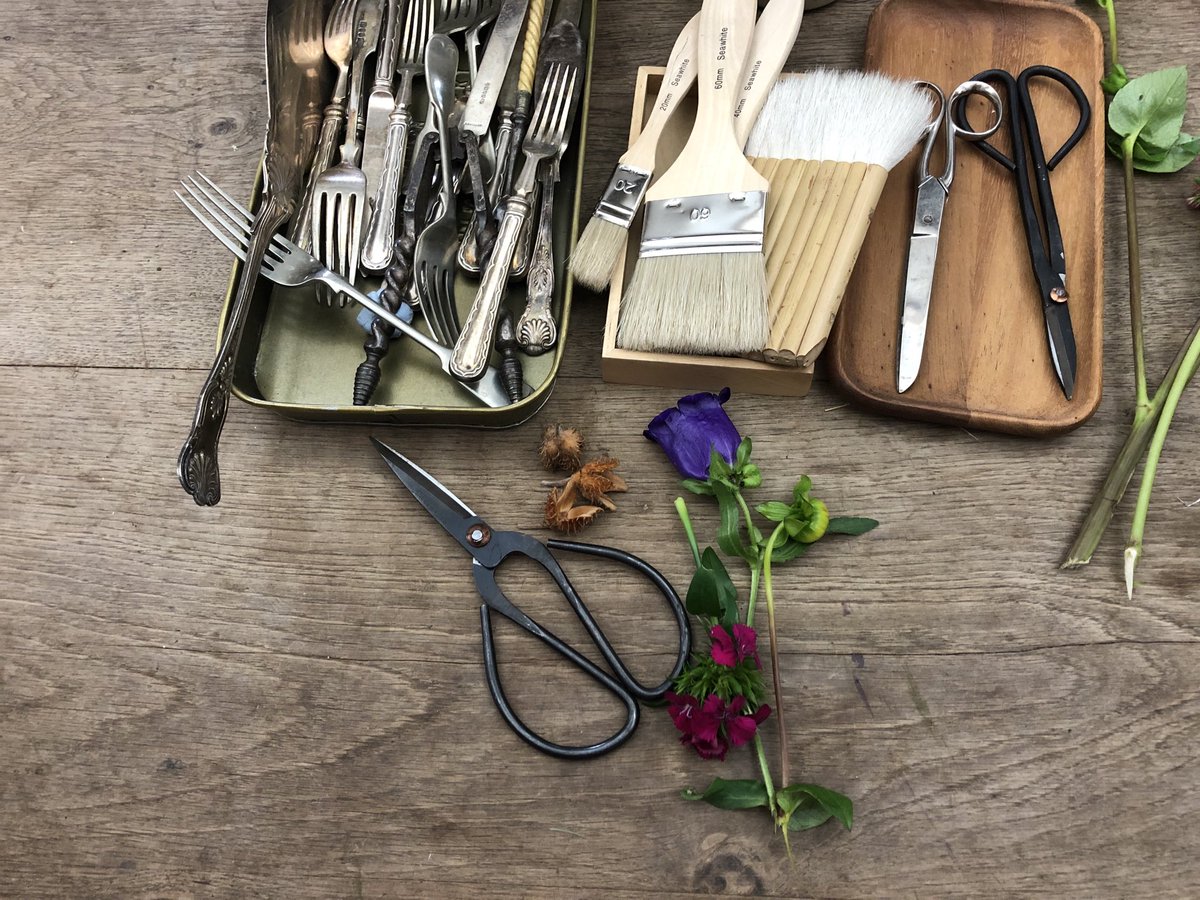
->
[645, 389, 877, 849]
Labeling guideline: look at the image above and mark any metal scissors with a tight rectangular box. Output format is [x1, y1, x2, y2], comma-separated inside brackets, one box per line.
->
[897, 79, 1004, 394]
[372, 438, 692, 760]
[953, 65, 1092, 399]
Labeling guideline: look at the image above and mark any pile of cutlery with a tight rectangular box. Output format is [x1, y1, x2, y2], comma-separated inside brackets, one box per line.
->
[287, 0, 587, 404]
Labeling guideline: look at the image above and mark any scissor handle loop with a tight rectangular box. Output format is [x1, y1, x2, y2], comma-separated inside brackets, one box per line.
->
[916, 80, 1003, 190]
[473, 533, 692, 759]
[1016, 65, 1091, 171]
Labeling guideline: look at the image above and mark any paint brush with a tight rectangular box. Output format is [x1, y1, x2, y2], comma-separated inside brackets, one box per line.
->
[618, 0, 801, 356]
[572, 0, 804, 294]
[743, 70, 935, 365]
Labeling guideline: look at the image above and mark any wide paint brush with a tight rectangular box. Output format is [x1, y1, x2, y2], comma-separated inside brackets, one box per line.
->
[573, 0, 804, 294]
[617, 0, 775, 356]
[744, 70, 935, 366]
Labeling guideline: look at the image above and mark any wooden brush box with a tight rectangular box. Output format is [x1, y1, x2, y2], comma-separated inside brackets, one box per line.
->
[600, 66, 814, 398]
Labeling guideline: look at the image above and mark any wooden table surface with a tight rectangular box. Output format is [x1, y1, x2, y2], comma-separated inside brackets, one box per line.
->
[3, 0, 1199, 896]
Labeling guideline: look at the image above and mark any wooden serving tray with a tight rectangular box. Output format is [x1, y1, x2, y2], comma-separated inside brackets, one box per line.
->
[826, 0, 1105, 436]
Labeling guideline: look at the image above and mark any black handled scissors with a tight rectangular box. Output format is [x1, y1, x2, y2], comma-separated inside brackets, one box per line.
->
[372, 438, 692, 760]
[952, 65, 1091, 400]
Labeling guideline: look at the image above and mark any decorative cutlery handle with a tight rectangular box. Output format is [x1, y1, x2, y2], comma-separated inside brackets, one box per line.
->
[517, 169, 557, 354]
[290, 97, 345, 250]
[451, 195, 531, 382]
[361, 102, 412, 271]
[462, 131, 497, 262]
[178, 196, 291, 506]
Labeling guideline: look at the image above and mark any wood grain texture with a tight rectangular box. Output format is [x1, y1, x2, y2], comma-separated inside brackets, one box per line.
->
[828, 0, 1107, 435]
[2, 0, 1200, 896]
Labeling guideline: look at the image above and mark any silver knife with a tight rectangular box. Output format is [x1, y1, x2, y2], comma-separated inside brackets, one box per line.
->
[461, 0, 532, 252]
[361, 0, 400, 202]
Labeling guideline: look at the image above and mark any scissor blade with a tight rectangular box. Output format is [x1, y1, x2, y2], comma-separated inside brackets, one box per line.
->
[1044, 301, 1077, 400]
[897, 186, 946, 393]
[371, 438, 480, 549]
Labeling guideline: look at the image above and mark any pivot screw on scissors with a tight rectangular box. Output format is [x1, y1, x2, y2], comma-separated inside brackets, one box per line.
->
[371, 437, 692, 760]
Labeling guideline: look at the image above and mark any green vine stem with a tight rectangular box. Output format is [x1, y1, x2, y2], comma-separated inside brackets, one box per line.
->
[762, 523, 790, 788]
[1122, 140, 1151, 410]
[674, 497, 702, 569]
[753, 734, 778, 817]
[1125, 327, 1200, 595]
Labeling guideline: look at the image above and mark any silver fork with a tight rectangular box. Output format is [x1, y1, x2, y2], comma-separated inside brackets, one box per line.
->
[289, 0, 358, 254]
[360, 0, 436, 272]
[450, 62, 579, 383]
[311, 0, 381, 305]
[411, 35, 462, 345]
[178, 172, 518, 410]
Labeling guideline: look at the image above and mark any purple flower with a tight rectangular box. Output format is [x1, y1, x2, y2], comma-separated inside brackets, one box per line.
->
[665, 691, 770, 761]
[645, 388, 741, 481]
[709, 624, 761, 668]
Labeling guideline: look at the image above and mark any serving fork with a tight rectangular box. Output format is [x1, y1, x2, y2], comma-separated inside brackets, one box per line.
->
[179, 172, 519, 410]
[310, 0, 381, 305]
[361, 0, 437, 272]
[450, 57, 580, 383]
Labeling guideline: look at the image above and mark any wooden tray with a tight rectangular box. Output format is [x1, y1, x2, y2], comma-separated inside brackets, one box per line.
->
[826, 0, 1105, 436]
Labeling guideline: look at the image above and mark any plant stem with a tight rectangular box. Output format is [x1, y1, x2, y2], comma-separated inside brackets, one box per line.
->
[746, 565, 760, 628]
[1125, 326, 1200, 596]
[1123, 140, 1151, 411]
[674, 497, 702, 568]
[1063, 308, 1200, 565]
[753, 734, 777, 814]
[762, 522, 790, 788]
[1104, 0, 1120, 73]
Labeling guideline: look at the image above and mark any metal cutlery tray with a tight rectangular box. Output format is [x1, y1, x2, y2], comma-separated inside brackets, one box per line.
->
[218, 0, 596, 428]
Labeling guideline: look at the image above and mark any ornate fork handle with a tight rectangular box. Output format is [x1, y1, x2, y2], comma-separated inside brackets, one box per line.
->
[517, 164, 558, 354]
[451, 191, 532, 382]
[178, 194, 291, 506]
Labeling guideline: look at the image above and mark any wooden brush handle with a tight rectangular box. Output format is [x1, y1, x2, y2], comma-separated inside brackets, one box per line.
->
[796, 165, 891, 365]
[619, 14, 700, 174]
[646, 0, 759, 201]
[766, 160, 835, 308]
[733, 0, 805, 148]
[770, 161, 852, 351]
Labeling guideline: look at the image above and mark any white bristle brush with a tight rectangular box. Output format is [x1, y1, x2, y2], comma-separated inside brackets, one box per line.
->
[617, 0, 803, 355]
[744, 70, 935, 365]
[573, 0, 804, 295]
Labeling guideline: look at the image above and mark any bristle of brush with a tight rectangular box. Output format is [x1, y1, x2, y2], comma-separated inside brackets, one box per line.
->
[616, 254, 769, 355]
[570, 216, 630, 291]
[745, 69, 936, 170]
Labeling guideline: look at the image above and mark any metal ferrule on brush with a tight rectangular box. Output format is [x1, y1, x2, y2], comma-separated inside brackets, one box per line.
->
[638, 191, 767, 258]
[594, 165, 653, 228]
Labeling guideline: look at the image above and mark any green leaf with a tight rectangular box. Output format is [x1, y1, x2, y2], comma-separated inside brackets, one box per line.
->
[736, 437, 752, 470]
[1100, 63, 1129, 96]
[684, 565, 723, 620]
[769, 539, 810, 564]
[708, 447, 733, 482]
[1109, 67, 1189, 149]
[793, 476, 813, 502]
[778, 784, 854, 831]
[702, 547, 740, 626]
[1135, 132, 1200, 173]
[681, 478, 714, 497]
[786, 798, 835, 831]
[681, 778, 771, 810]
[739, 464, 763, 490]
[713, 482, 754, 563]
[826, 516, 880, 536]
[757, 501, 794, 522]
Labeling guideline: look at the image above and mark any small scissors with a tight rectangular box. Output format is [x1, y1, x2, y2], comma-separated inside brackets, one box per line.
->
[953, 65, 1092, 399]
[372, 438, 692, 760]
[897, 79, 1004, 393]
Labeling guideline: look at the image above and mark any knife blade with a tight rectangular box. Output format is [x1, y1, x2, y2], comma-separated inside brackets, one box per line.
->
[462, 0, 532, 138]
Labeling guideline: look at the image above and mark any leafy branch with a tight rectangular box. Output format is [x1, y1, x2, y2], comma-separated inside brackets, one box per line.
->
[1064, 0, 1199, 597]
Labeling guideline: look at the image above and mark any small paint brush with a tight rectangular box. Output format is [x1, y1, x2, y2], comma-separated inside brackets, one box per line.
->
[618, 0, 796, 356]
[572, 0, 804, 294]
[570, 13, 700, 292]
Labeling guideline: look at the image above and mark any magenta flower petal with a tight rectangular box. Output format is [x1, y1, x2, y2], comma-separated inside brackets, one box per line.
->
[709, 626, 738, 667]
[732, 623, 760, 666]
[726, 702, 771, 748]
[644, 388, 741, 481]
